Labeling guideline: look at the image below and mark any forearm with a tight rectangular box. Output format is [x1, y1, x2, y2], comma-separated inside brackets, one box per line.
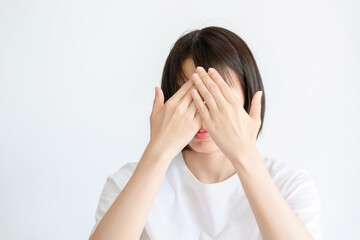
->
[232, 148, 313, 240]
[90, 141, 172, 240]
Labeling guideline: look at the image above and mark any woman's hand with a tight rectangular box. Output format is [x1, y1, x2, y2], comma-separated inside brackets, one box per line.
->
[190, 66, 263, 163]
[150, 80, 202, 160]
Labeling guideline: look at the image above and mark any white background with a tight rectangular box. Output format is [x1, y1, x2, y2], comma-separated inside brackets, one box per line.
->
[0, 0, 359, 239]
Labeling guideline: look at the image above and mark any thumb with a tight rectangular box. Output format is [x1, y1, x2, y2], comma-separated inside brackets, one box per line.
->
[152, 86, 164, 114]
[249, 91, 262, 121]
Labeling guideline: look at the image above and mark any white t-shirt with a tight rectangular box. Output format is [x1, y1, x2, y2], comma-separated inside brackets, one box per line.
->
[90, 151, 323, 240]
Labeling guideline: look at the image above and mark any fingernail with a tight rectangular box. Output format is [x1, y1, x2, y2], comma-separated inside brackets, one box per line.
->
[196, 66, 203, 73]
[208, 68, 215, 74]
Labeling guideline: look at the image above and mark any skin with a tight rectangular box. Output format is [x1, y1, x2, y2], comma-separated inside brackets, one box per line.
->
[187, 61, 314, 240]
[181, 57, 245, 183]
[90, 57, 313, 240]
[90, 65, 203, 240]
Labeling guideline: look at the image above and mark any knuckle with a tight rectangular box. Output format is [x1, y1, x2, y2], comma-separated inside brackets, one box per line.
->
[204, 91, 212, 99]
[166, 99, 173, 107]
[221, 82, 228, 89]
[185, 112, 193, 121]
[191, 73, 198, 82]
[209, 84, 217, 92]
[174, 105, 184, 115]
[164, 101, 172, 111]
[222, 109, 231, 118]
[228, 91, 237, 101]
[233, 101, 242, 110]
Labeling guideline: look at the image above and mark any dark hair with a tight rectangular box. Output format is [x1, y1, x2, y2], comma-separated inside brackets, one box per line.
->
[160, 26, 265, 151]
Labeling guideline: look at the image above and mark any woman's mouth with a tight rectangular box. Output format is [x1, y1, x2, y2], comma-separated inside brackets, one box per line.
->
[195, 130, 210, 139]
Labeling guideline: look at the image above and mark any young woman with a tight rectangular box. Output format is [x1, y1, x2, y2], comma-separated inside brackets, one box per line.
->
[89, 26, 323, 240]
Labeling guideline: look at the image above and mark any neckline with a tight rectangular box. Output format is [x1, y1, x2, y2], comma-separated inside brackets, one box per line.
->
[174, 151, 243, 195]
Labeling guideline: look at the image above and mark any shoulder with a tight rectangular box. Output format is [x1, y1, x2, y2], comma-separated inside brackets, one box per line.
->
[90, 161, 139, 237]
[262, 156, 323, 239]
[262, 156, 317, 197]
[106, 161, 139, 190]
[261, 156, 322, 217]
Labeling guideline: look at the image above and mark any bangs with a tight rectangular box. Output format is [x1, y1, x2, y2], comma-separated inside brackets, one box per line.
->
[177, 60, 236, 89]
[175, 30, 244, 90]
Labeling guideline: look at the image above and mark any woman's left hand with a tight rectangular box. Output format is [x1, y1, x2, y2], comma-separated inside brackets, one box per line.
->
[190, 66, 263, 163]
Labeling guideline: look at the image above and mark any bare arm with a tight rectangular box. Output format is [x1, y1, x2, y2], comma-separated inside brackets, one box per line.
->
[90, 140, 172, 240]
[189, 67, 315, 239]
[90, 79, 201, 240]
[232, 148, 313, 240]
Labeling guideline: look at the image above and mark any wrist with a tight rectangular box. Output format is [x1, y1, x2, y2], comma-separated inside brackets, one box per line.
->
[146, 140, 174, 164]
[231, 146, 262, 170]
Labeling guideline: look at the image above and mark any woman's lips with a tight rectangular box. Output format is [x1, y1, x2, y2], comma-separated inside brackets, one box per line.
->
[195, 130, 210, 139]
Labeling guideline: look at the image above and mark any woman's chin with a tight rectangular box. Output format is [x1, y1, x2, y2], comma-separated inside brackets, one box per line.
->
[189, 138, 218, 152]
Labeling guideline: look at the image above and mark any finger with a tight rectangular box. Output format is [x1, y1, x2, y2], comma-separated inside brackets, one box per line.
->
[167, 79, 194, 104]
[249, 91, 263, 121]
[194, 112, 202, 127]
[196, 66, 227, 110]
[191, 72, 217, 113]
[180, 86, 196, 109]
[208, 67, 236, 104]
[191, 88, 211, 122]
[188, 99, 198, 118]
[152, 86, 164, 114]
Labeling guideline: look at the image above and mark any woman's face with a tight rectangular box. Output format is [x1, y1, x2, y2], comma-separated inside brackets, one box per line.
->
[181, 57, 245, 154]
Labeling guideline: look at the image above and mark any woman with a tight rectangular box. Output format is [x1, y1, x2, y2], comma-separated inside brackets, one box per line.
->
[89, 26, 323, 240]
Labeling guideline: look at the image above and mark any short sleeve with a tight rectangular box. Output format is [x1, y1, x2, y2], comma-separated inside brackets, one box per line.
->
[89, 162, 138, 238]
[282, 169, 324, 240]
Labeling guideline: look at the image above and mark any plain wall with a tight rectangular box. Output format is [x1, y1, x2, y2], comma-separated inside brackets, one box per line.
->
[0, 0, 359, 239]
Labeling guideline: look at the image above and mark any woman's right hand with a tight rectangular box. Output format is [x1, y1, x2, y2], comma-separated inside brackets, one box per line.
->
[149, 79, 202, 160]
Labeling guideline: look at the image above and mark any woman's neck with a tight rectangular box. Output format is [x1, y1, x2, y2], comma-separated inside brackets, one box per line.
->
[182, 150, 237, 184]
